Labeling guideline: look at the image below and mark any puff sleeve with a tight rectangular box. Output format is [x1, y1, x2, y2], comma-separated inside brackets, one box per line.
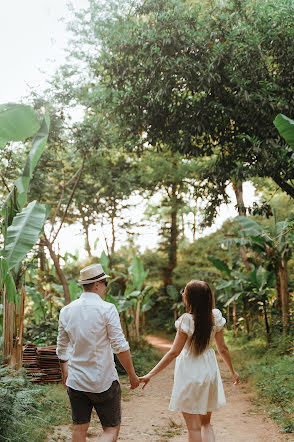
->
[213, 309, 226, 332]
[175, 313, 194, 337]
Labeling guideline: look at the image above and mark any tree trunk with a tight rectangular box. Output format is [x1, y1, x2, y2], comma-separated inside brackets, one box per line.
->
[10, 284, 25, 370]
[122, 311, 130, 342]
[43, 235, 71, 305]
[3, 288, 14, 362]
[142, 311, 146, 331]
[279, 259, 289, 334]
[263, 301, 270, 343]
[84, 224, 92, 257]
[192, 209, 196, 242]
[164, 184, 178, 286]
[227, 304, 230, 326]
[232, 181, 251, 272]
[243, 302, 250, 335]
[233, 302, 237, 333]
[111, 216, 116, 255]
[135, 300, 140, 338]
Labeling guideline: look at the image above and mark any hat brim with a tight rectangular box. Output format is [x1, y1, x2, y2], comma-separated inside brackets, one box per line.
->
[78, 274, 110, 284]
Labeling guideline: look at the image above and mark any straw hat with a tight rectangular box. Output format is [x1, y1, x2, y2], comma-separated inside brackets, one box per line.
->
[78, 264, 109, 284]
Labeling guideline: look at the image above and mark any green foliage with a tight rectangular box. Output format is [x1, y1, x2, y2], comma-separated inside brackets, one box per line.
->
[227, 332, 294, 433]
[115, 337, 162, 377]
[0, 367, 71, 441]
[274, 114, 294, 151]
[0, 103, 40, 148]
[3, 201, 47, 271]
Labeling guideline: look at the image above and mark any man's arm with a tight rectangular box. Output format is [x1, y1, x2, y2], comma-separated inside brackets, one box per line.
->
[116, 350, 139, 389]
[56, 312, 70, 387]
[106, 304, 139, 389]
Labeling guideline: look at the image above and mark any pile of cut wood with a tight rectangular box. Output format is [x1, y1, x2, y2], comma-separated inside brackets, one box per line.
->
[23, 344, 62, 383]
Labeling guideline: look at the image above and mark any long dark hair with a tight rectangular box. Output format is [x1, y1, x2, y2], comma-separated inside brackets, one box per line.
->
[183, 280, 215, 355]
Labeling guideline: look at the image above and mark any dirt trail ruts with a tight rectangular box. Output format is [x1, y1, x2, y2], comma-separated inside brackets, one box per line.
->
[47, 335, 293, 441]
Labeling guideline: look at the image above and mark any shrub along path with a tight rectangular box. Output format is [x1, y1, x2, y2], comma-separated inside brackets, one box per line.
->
[47, 335, 292, 441]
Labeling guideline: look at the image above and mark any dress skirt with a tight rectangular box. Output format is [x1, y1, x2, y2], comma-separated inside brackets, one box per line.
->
[169, 347, 226, 415]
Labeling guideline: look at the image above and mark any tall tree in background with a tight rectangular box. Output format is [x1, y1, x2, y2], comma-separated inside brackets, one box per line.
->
[58, 0, 294, 225]
[139, 149, 202, 286]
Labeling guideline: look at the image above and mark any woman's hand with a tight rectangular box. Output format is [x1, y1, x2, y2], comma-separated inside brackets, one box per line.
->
[231, 370, 240, 385]
[139, 373, 152, 389]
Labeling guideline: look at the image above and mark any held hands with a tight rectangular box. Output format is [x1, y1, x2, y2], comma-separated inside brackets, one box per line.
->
[129, 373, 140, 390]
[231, 370, 240, 385]
[138, 373, 152, 389]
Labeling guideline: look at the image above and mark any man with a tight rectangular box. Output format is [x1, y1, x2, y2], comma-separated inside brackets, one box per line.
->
[56, 263, 139, 442]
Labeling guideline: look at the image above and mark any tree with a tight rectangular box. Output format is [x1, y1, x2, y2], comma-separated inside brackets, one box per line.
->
[138, 149, 202, 286]
[59, 0, 294, 223]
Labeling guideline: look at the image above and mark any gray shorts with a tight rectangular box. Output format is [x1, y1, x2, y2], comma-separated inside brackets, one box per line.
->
[67, 380, 121, 427]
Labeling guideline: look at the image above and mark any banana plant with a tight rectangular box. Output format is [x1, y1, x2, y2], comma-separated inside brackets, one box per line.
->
[274, 114, 294, 151]
[0, 103, 50, 368]
[107, 256, 154, 339]
[208, 256, 247, 333]
[235, 214, 293, 334]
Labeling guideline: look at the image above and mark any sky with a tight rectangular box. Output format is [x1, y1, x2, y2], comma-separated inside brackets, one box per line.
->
[0, 0, 259, 259]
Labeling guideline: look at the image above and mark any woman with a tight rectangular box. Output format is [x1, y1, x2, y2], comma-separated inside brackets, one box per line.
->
[139, 280, 239, 442]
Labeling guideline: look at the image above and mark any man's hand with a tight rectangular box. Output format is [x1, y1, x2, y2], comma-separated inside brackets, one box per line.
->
[129, 373, 140, 390]
[60, 361, 68, 388]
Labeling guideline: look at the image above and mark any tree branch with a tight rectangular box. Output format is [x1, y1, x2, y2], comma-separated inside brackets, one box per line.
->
[51, 156, 86, 244]
[272, 175, 294, 199]
[0, 174, 11, 193]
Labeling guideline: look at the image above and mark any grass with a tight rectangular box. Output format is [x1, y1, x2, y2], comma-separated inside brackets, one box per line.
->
[0, 368, 71, 442]
[226, 331, 294, 434]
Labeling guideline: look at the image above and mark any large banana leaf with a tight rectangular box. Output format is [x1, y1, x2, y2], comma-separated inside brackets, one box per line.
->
[0, 256, 9, 291]
[0, 103, 40, 148]
[274, 114, 294, 151]
[100, 251, 110, 274]
[166, 285, 179, 301]
[3, 200, 47, 270]
[207, 256, 231, 277]
[235, 216, 264, 238]
[4, 272, 18, 303]
[1, 114, 50, 219]
[128, 256, 149, 290]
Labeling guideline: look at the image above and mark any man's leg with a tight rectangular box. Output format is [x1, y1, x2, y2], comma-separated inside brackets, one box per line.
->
[98, 425, 120, 441]
[72, 423, 90, 442]
[67, 387, 92, 442]
[94, 381, 122, 442]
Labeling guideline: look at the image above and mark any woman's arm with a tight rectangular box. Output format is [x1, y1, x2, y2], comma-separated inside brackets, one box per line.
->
[215, 330, 239, 384]
[139, 330, 187, 388]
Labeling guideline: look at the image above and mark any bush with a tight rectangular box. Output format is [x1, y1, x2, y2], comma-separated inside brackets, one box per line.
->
[227, 331, 294, 433]
[0, 367, 71, 441]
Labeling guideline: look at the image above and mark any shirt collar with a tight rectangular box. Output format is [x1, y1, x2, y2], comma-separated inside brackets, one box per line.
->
[80, 292, 103, 301]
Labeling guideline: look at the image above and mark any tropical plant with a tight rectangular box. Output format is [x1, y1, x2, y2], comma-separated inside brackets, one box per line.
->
[235, 215, 293, 334]
[0, 103, 50, 367]
[108, 255, 154, 339]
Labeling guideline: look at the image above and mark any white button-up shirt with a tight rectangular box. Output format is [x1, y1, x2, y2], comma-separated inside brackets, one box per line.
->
[56, 292, 130, 393]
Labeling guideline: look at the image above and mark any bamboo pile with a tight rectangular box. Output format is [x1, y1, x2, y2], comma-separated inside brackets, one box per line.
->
[23, 344, 62, 383]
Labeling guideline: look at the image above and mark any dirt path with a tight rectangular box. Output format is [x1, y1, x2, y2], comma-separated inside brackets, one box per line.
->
[48, 336, 293, 441]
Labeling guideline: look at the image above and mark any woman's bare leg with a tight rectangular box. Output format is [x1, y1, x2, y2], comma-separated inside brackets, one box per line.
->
[200, 412, 215, 442]
[182, 412, 202, 442]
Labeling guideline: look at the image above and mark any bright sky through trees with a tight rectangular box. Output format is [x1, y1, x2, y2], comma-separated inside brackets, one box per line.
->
[0, 0, 258, 257]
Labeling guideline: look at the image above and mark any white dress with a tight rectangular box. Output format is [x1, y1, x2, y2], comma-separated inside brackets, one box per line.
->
[169, 309, 226, 414]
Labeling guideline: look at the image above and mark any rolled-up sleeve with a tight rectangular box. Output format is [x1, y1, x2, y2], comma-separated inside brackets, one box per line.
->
[56, 311, 70, 360]
[106, 304, 130, 354]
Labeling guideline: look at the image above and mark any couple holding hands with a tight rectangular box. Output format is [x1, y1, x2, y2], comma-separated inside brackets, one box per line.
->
[57, 264, 239, 442]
